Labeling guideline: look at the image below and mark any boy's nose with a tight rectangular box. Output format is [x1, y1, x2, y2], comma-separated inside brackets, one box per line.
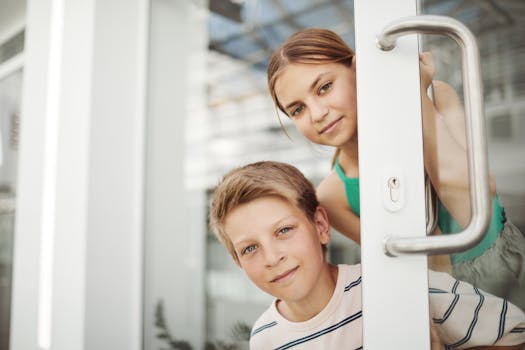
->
[264, 246, 285, 268]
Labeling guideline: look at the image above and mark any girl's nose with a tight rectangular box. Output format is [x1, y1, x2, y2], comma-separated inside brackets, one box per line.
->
[310, 101, 328, 122]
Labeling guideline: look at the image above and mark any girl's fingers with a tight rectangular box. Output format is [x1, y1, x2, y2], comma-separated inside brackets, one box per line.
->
[419, 51, 433, 65]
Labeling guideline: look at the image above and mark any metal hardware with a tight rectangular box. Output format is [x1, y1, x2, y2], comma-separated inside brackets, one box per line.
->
[388, 177, 401, 202]
[377, 15, 491, 256]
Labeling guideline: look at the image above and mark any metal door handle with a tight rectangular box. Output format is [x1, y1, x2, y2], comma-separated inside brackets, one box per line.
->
[376, 15, 491, 256]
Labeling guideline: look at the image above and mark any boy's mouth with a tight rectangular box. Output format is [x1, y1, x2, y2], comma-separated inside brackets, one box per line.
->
[271, 266, 299, 283]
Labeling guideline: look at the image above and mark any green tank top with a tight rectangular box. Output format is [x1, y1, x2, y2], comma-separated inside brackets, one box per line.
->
[334, 159, 360, 216]
[437, 195, 504, 264]
[334, 159, 504, 264]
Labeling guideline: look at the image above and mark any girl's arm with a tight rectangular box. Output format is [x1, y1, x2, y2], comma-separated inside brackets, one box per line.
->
[317, 172, 361, 244]
[428, 227, 452, 273]
[419, 53, 496, 228]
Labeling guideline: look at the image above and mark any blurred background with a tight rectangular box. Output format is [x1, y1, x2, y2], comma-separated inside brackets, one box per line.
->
[0, 0, 524, 349]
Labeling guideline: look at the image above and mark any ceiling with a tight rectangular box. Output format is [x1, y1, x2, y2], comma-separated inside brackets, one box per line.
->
[208, 0, 525, 71]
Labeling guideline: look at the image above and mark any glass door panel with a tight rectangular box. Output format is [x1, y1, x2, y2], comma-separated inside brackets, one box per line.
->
[419, 0, 525, 313]
[0, 66, 22, 350]
[0, 20, 24, 350]
[184, 0, 525, 347]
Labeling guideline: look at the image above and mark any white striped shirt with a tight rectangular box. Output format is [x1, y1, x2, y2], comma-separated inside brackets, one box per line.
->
[249, 264, 525, 349]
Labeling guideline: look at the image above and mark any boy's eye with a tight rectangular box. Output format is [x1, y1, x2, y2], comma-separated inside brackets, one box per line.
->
[242, 244, 257, 255]
[319, 82, 332, 95]
[290, 104, 305, 117]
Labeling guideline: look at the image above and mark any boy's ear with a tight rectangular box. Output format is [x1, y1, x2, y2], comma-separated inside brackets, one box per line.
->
[352, 55, 357, 72]
[314, 206, 331, 245]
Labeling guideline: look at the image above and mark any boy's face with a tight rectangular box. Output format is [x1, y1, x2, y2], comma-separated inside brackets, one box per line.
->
[224, 196, 331, 304]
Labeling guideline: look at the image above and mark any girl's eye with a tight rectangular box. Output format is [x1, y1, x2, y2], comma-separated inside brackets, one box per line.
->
[319, 82, 332, 95]
[278, 226, 292, 236]
[242, 244, 257, 255]
[290, 105, 305, 117]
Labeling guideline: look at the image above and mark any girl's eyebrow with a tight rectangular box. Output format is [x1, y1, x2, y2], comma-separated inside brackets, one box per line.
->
[283, 71, 331, 110]
[309, 72, 330, 92]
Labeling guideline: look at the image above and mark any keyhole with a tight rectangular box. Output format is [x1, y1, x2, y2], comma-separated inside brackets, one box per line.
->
[388, 177, 400, 202]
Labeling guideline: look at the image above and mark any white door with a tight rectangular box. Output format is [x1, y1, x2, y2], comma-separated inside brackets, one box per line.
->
[354, 0, 495, 348]
[355, 0, 430, 347]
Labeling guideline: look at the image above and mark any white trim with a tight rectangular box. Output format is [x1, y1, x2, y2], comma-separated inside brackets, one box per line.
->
[11, 0, 54, 347]
[132, 0, 149, 344]
[37, 0, 64, 347]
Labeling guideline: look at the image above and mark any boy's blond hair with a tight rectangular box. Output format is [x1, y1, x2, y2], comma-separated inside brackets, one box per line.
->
[209, 161, 319, 264]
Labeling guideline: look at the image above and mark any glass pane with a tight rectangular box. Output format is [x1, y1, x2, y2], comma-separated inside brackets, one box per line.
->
[149, 1, 524, 348]
[0, 67, 21, 350]
[202, 0, 359, 346]
[420, 0, 525, 313]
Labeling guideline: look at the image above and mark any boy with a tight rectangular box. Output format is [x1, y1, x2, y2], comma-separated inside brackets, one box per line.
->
[209, 161, 525, 349]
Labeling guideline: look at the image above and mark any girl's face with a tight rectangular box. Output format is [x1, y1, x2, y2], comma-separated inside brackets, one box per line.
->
[224, 196, 331, 305]
[274, 61, 358, 148]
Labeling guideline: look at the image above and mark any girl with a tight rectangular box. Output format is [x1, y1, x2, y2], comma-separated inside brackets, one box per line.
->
[266, 28, 525, 311]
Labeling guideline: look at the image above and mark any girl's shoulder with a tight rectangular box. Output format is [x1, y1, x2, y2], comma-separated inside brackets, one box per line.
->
[317, 171, 341, 195]
[317, 171, 348, 208]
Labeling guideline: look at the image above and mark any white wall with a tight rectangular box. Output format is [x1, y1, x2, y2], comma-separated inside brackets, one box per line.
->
[10, 0, 147, 349]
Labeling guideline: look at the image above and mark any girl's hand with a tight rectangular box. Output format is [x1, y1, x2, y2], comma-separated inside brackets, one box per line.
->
[430, 320, 444, 350]
[419, 51, 436, 90]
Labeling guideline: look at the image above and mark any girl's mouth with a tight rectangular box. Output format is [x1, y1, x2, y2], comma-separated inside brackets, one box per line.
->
[320, 116, 343, 134]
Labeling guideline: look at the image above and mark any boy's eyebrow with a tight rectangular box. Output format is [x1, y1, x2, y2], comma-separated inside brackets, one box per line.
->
[231, 215, 297, 247]
[232, 239, 250, 250]
[283, 72, 331, 110]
